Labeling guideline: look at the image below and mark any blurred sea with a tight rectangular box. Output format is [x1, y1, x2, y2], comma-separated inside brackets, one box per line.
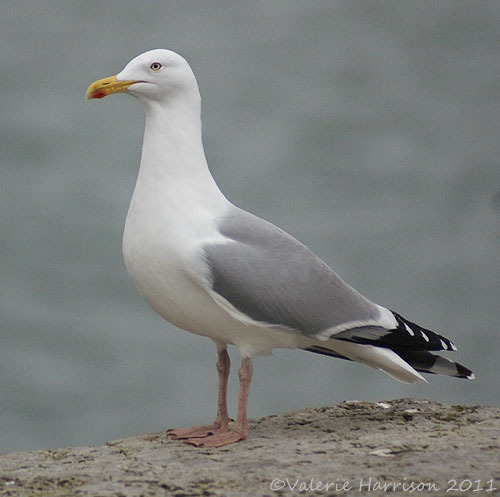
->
[1, 1, 499, 454]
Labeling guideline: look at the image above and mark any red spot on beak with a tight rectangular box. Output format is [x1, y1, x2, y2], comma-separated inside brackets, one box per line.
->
[93, 90, 107, 99]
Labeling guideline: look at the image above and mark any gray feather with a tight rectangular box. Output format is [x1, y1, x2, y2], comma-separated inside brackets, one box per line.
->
[203, 207, 379, 335]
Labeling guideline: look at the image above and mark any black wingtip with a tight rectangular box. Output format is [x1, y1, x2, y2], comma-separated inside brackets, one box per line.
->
[392, 347, 475, 380]
[391, 311, 457, 351]
[456, 362, 475, 380]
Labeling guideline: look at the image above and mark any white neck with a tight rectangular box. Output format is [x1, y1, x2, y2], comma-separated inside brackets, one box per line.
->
[124, 93, 230, 244]
[138, 94, 224, 199]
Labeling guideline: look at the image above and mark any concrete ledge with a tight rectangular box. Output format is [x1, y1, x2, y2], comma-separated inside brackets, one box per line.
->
[0, 399, 499, 496]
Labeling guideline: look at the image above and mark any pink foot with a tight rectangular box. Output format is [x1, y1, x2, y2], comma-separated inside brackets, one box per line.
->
[168, 422, 227, 440]
[184, 429, 247, 448]
[169, 354, 252, 449]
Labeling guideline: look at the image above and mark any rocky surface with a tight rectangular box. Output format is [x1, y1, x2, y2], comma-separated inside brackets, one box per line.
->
[0, 399, 499, 497]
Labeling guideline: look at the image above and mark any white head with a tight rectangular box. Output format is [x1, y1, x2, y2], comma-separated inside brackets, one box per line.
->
[86, 49, 200, 106]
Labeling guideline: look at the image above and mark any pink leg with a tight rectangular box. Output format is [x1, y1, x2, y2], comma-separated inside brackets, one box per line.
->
[168, 348, 231, 440]
[185, 356, 253, 447]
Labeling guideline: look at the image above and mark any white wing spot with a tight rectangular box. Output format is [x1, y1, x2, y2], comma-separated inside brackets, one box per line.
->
[404, 323, 414, 336]
[421, 331, 430, 342]
[440, 339, 448, 350]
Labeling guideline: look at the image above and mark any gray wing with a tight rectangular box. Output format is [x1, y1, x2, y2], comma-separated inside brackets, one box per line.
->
[203, 206, 381, 336]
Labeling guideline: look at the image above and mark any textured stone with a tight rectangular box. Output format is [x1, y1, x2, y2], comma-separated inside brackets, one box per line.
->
[0, 399, 499, 496]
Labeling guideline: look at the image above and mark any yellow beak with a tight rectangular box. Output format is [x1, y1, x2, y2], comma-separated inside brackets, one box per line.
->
[85, 75, 139, 100]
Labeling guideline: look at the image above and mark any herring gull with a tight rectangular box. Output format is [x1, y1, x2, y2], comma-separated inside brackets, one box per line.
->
[86, 49, 474, 447]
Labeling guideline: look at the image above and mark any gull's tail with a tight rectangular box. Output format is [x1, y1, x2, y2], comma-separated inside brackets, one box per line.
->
[305, 343, 474, 382]
[302, 310, 474, 383]
[389, 347, 474, 379]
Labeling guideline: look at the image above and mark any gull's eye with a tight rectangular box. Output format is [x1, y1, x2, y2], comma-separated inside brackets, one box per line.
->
[150, 62, 162, 72]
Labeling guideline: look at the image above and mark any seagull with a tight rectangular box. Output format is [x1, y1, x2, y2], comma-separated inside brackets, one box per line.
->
[86, 49, 474, 447]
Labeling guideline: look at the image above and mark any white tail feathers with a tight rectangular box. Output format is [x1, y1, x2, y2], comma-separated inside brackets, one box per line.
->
[304, 338, 427, 384]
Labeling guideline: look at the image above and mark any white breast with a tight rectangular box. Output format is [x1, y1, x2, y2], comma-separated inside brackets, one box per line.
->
[122, 187, 299, 356]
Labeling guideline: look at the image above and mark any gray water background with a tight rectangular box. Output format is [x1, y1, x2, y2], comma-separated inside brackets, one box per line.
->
[1, 1, 499, 454]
